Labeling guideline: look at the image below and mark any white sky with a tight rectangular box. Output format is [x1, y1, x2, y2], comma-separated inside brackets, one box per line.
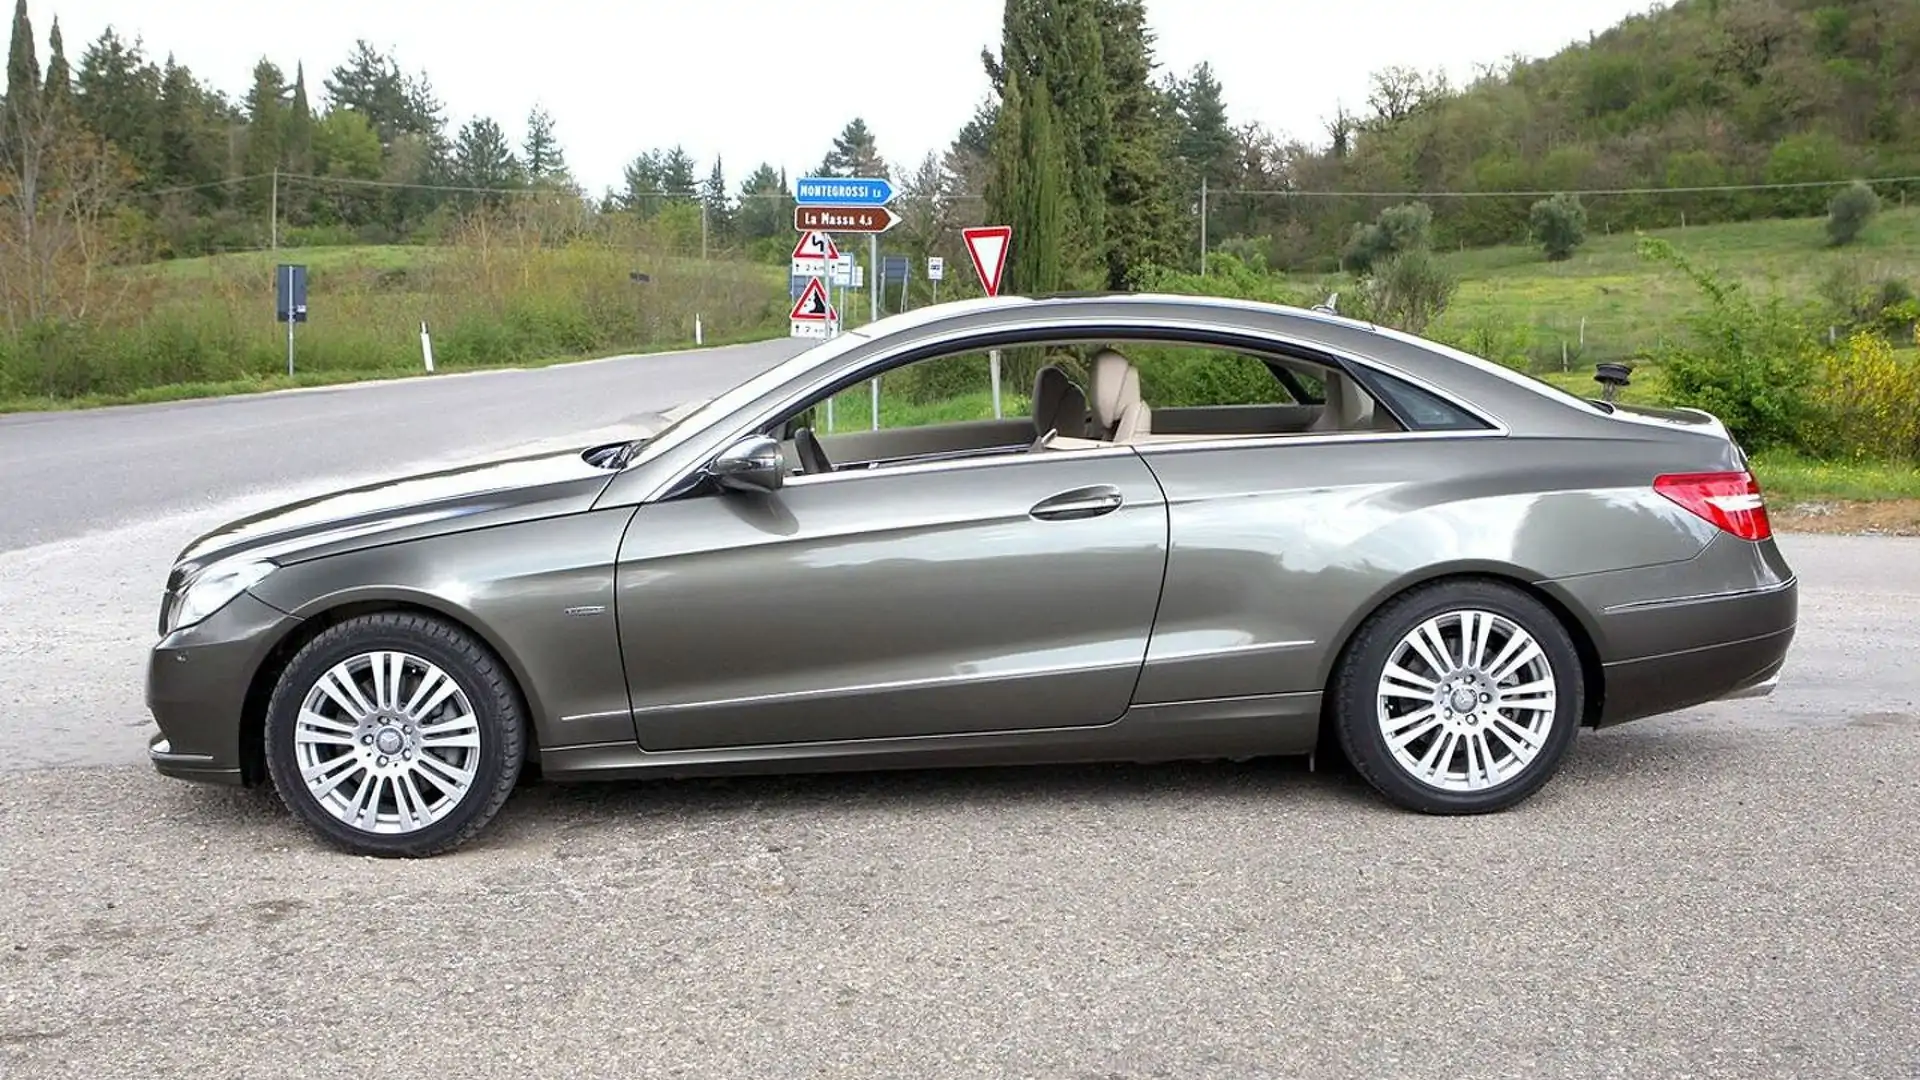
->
[22, 0, 1666, 196]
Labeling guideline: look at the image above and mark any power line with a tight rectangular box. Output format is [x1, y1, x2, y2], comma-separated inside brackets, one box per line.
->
[125, 169, 1919, 207]
[1211, 175, 1920, 199]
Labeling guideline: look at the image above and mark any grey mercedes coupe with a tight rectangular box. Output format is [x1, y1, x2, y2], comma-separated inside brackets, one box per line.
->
[146, 293, 1797, 857]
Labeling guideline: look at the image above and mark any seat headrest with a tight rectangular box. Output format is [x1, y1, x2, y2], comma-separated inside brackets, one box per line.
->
[1089, 349, 1139, 430]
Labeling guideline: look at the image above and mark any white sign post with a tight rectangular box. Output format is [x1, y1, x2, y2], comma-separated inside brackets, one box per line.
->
[963, 226, 1014, 418]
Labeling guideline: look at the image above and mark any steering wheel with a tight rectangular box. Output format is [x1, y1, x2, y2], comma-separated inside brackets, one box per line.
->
[793, 427, 833, 475]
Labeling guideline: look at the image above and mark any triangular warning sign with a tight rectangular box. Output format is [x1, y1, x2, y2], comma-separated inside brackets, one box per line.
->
[791, 230, 840, 262]
[963, 225, 1012, 297]
[789, 277, 833, 321]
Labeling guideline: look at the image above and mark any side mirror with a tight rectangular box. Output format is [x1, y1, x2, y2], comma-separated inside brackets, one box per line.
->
[707, 434, 784, 493]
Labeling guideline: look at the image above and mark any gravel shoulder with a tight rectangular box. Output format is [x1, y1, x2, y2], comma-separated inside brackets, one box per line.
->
[2, 715, 1916, 1079]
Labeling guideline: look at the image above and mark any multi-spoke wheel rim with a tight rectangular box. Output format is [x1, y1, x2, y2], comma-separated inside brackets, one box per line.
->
[1375, 610, 1557, 793]
[292, 651, 482, 835]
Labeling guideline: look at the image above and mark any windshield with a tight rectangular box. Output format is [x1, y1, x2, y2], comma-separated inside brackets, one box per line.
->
[626, 330, 874, 466]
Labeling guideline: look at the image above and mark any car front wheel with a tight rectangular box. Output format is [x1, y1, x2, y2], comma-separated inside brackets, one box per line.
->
[1332, 579, 1584, 814]
[263, 612, 525, 857]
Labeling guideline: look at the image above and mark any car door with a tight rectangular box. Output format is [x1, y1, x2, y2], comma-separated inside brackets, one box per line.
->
[612, 446, 1170, 752]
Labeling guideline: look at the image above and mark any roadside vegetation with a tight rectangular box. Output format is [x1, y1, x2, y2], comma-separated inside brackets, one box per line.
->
[7, 0, 1920, 524]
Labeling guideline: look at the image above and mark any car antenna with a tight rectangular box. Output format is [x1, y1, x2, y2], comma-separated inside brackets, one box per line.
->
[1312, 292, 1339, 315]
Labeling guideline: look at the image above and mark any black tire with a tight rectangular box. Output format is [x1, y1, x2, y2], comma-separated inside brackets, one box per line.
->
[1331, 578, 1584, 815]
[263, 612, 525, 857]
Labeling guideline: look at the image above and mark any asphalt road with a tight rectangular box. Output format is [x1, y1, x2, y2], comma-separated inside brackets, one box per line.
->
[1, 348, 1916, 1077]
[0, 337, 810, 552]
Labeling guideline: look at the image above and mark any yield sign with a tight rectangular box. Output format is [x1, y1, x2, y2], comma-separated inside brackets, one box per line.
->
[963, 225, 1012, 297]
[791, 230, 840, 262]
[789, 277, 834, 321]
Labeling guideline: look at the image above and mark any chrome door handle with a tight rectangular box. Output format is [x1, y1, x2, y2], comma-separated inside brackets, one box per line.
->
[1030, 485, 1124, 521]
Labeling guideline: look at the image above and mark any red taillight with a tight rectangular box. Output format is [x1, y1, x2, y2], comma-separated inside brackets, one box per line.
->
[1654, 470, 1772, 541]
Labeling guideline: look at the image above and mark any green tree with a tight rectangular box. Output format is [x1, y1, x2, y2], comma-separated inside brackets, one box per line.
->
[311, 107, 383, 225]
[1529, 192, 1588, 260]
[522, 105, 568, 183]
[987, 0, 1107, 287]
[450, 116, 523, 206]
[73, 29, 162, 179]
[819, 117, 888, 178]
[702, 156, 732, 243]
[1097, 0, 1181, 286]
[40, 15, 66, 111]
[283, 63, 313, 176]
[1344, 201, 1433, 272]
[735, 162, 790, 242]
[242, 58, 287, 212]
[986, 68, 1067, 296]
[1826, 179, 1878, 246]
[5, 0, 35, 118]
[1174, 61, 1234, 189]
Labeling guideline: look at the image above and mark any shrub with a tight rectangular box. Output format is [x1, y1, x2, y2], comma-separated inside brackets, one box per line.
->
[1439, 315, 1536, 371]
[1363, 247, 1458, 337]
[1808, 331, 1920, 461]
[1342, 202, 1433, 273]
[1529, 193, 1588, 261]
[1826, 180, 1880, 247]
[1636, 237, 1822, 453]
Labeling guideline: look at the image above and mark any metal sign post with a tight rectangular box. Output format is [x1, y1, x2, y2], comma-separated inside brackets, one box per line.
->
[275, 264, 308, 376]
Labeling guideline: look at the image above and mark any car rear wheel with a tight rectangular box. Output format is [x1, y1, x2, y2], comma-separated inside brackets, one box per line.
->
[1331, 579, 1583, 814]
[263, 612, 524, 857]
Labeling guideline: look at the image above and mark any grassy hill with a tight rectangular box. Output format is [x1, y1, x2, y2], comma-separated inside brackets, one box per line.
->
[1254, 0, 1920, 269]
[1277, 204, 1920, 380]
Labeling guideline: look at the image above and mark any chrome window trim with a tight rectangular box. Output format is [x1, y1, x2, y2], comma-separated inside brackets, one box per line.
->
[780, 442, 1143, 489]
[640, 314, 1512, 503]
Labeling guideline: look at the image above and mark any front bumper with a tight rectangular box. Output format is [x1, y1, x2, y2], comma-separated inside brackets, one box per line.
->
[146, 591, 301, 786]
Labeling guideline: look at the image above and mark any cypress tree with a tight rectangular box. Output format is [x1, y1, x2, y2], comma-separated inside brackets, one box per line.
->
[283, 62, 313, 175]
[42, 16, 67, 111]
[6, 0, 38, 130]
[987, 68, 1067, 297]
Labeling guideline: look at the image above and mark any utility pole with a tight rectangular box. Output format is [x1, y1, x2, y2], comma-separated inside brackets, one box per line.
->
[270, 169, 279, 251]
[700, 200, 709, 260]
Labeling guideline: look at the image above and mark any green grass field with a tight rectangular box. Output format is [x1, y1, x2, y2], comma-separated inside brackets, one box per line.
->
[1286, 206, 1920, 370]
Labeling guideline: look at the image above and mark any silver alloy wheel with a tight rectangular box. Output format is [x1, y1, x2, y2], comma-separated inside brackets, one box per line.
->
[291, 651, 482, 835]
[1374, 609, 1558, 793]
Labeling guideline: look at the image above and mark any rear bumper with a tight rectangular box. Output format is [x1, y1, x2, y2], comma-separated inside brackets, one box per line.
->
[1595, 620, 1795, 727]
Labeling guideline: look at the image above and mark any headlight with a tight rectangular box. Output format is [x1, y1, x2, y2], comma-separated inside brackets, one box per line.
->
[166, 558, 275, 634]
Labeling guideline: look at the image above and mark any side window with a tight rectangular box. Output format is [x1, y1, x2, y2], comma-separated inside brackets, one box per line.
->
[1126, 345, 1298, 407]
[787, 349, 1026, 436]
[1364, 369, 1491, 431]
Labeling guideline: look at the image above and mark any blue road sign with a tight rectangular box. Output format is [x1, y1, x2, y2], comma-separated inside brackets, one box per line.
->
[275, 264, 309, 323]
[882, 255, 909, 285]
[795, 176, 894, 206]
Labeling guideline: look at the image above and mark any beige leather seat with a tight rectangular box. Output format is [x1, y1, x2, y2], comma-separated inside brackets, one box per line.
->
[1032, 365, 1089, 439]
[1087, 348, 1150, 442]
[1309, 370, 1378, 433]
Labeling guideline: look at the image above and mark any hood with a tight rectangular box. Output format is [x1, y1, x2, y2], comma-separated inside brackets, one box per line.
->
[173, 445, 619, 577]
